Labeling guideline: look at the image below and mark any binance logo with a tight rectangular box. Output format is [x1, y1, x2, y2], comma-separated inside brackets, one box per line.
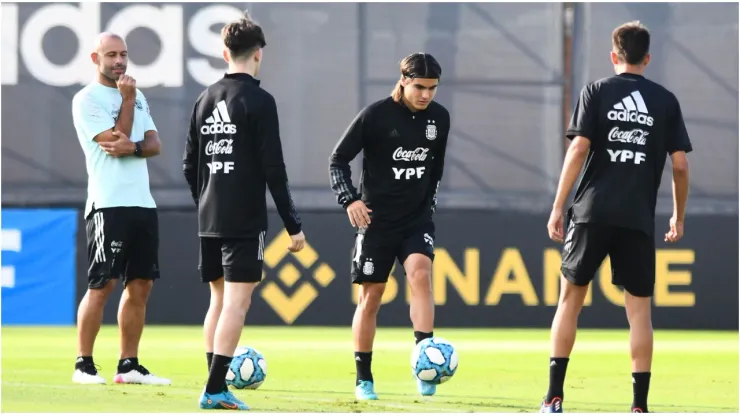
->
[260, 230, 335, 324]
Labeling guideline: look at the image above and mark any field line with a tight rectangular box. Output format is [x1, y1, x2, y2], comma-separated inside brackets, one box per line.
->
[130, 339, 736, 353]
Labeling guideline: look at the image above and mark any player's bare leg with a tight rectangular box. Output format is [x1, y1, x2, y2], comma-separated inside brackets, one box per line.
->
[118, 279, 152, 359]
[625, 292, 653, 413]
[405, 253, 436, 396]
[205, 278, 225, 371]
[114, 279, 170, 385]
[353, 282, 384, 400]
[541, 276, 589, 412]
[199, 281, 256, 409]
[74, 280, 115, 384]
[405, 254, 434, 335]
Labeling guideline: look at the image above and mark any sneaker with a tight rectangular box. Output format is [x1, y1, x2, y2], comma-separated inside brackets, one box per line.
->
[540, 396, 563, 413]
[416, 378, 436, 396]
[114, 363, 171, 385]
[199, 389, 249, 410]
[355, 380, 378, 400]
[631, 407, 646, 413]
[72, 362, 106, 384]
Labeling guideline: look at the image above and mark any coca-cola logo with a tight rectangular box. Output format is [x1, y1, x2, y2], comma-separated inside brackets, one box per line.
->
[205, 139, 233, 156]
[392, 147, 429, 162]
[608, 127, 649, 145]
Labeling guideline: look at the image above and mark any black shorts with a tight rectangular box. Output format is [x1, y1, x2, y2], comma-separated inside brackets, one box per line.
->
[561, 221, 655, 297]
[199, 233, 265, 283]
[85, 206, 160, 289]
[350, 221, 435, 284]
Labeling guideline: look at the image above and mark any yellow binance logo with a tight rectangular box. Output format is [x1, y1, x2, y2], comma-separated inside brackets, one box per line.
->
[260, 231, 335, 324]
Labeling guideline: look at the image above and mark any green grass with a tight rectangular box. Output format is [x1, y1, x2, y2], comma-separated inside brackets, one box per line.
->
[2, 326, 737, 413]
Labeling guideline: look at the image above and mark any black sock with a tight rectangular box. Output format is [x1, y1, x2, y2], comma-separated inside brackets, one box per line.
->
[206, 354, 232, 394]
[414, 331, 433, 345]
[117, 357, 139, 373]
[75, 356, 94, 371]
[546, 357, 569, 402]
[355, 352, 373, 385]
[632, 372, 651, 412]
[206, 352, 214, 372]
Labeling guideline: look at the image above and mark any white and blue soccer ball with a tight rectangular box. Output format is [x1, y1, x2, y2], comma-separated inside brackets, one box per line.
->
[226, 346, 267, 390]
[411, 337, 459, 385]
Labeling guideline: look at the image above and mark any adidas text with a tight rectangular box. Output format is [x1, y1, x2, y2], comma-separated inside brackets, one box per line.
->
[201, 123, 236, 135]
[607, 109, 654, 126]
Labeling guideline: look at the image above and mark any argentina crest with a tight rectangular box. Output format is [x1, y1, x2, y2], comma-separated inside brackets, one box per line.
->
[426, 119, 437, 140]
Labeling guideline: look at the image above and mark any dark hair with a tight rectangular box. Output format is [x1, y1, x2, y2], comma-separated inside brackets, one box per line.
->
[391, 53, 442, 102]
[221, 11, 266, 60]
[612, 21, 650, 65]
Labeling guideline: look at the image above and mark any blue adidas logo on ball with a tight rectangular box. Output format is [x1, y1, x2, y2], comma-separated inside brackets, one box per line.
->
[226, 346, 267, 390]
[411, 337, 459, 385]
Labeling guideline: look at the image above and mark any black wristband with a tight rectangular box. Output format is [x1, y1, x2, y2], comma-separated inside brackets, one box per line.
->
[134, 142, 143, 157]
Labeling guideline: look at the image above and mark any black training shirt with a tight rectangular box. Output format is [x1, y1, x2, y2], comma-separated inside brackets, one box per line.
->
[566, 72, 693, 236]
[183, 73, 301, 238]
[329, 97, 450, 232]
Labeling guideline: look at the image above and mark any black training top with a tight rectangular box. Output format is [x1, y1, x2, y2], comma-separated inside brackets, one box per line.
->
[566, 72, 693, 236]
[329, 96, 450, 232]
[183, 73, 301, 238]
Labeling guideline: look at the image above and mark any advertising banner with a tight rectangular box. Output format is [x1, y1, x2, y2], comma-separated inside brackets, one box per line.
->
[2, 208, 78, 325]
[87, 210, 738, 330]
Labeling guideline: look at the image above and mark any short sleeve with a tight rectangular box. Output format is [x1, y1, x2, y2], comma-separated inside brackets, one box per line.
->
[72, 94, 115, 142]
[140, 94, 157, 133]
[566, 84, 598, 141]
[666, 95, 693, 154]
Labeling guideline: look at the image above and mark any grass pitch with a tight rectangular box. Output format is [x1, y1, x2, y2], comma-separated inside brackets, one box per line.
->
[2, 326, 737, 413]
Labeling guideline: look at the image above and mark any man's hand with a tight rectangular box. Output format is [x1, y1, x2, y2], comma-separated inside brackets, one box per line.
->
[346, 200, 372, 228]
[547, 207, 565, 243]
[288, 231, 306, 253]
[99, 131, 135, 157]
[665, 216, 684, 243]
[117, 75, 137, 101]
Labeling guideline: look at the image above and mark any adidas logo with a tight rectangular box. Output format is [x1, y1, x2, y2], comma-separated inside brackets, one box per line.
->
[607, 91, 654, 126]
[201, 100, 237, 135]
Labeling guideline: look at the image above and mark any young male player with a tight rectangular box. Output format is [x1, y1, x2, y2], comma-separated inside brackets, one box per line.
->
[540, 21, 692, 413]
[183, 12, 305, 411]
[329, 52, 451, 400]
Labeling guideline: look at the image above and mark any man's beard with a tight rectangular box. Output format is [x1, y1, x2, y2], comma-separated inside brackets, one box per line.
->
[102, 66, 126, 82]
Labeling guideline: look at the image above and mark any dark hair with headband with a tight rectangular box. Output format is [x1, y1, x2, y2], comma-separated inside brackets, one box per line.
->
[391, 53, 442, 102]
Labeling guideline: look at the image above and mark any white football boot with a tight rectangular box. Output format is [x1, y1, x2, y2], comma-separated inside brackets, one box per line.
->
[113, 361, 171, 385]
[72, 361, 106, 384]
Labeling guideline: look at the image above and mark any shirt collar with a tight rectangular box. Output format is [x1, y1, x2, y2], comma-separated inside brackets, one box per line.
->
[224, 72, 260, 86]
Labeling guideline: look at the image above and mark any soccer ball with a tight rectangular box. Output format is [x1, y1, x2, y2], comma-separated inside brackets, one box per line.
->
[411, 337, 458, 385]
[226, 346, 267, 389]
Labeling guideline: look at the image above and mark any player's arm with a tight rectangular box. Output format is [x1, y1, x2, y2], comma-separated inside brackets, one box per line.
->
[328, 109, 367, 209]
[182, 102, 200, 205]
[256, 95, 303, 237]
[90, 78, 137, 143]
[137, 96, 162, 157]
[98, 95, 161, 158]
[665, 97, 693, 243]
[427, 112, 451, 214]
[548, 84, 597, 243]
[72, 94, 119, 144]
